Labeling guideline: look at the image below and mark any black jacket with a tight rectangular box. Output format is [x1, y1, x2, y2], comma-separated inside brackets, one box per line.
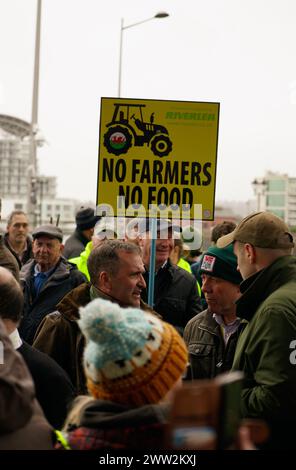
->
[0, 319, 34, 433]
[141, 259, 202, 335]
[19, 257, 86, 344]
[184, 309, 246, 379]
[63, 229, 89, 259]
[18, 341, 76, 428]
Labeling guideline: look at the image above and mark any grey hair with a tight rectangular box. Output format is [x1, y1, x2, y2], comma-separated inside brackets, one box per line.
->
[7, 210, 28, 226]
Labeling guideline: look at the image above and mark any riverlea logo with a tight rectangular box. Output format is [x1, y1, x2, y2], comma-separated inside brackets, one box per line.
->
[165, 111, 216, 121]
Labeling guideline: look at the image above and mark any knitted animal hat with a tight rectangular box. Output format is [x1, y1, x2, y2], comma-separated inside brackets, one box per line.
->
[78, 298, 188, 406]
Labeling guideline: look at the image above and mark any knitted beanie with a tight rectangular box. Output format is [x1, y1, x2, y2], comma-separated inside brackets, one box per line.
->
[200, 244, 242, 285]
[76, 207, 100, 231]
[78, 298, 188, 406]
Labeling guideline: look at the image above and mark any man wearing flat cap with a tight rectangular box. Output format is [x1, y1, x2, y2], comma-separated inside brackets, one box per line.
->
[217, 211, 296, 449]
[19, 224, 86, 344]
[184, 244, 245, 380]
[63, 207, 100, 259]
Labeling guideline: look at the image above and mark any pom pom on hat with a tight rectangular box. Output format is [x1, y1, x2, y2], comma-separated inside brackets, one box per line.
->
[79, 299, 155, 367]
[78, 298, 188, 406]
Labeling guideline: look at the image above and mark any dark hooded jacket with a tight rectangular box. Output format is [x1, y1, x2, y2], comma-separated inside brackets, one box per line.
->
[233, 255, 296, 449]
[56, 397, 169, 450]
[18, 341, 76, 429]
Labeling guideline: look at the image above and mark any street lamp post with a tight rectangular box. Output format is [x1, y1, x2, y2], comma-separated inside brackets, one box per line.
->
[252, 178, 267, 211]
[118, 12, 169, 97]
[27, 0, 42, 227]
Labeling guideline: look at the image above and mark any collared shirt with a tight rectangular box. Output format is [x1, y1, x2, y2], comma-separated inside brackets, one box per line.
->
[9, 329, 23, 350]
[89, 284, 104, 301]
[33, 264, 56, 296]
[158, 260, 168, 271]
[145, 260, 168, 276]
[213, 313, 241, 345]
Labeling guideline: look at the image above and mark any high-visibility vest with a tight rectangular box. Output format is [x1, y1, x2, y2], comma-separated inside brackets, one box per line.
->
[177, 258, 202, 297]
[55, 430, 71, 450]
[69, 241, 92, 280]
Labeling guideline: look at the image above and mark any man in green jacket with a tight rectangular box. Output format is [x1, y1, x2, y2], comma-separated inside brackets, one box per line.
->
[217, 211, 296, 449]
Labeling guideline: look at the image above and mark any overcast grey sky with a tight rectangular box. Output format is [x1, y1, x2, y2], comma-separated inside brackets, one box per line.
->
[1, 0, 296, 205]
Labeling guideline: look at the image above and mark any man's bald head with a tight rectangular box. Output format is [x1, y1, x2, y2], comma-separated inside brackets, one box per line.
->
[0, 266, 15, 284]
[0, 266, 23, 323]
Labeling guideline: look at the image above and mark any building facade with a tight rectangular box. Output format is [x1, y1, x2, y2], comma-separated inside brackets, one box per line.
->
[0, 115, 78, 235]
[252, 171, 296, 227]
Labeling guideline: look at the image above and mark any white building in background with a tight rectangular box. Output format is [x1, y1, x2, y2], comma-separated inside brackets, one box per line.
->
[252, 171, 296, 227]
[0, 115, 79, 235]
[0, 196, 78, 234]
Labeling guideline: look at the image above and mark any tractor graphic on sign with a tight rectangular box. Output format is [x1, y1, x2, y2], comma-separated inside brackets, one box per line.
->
[103, 103, 172, 157]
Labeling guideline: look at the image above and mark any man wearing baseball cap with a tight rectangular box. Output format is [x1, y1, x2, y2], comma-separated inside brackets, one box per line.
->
[19, 224, 86, 344]
[139, 218, 202, 335]
[184, 244, 244, 379]
[217, 211, 296, 449]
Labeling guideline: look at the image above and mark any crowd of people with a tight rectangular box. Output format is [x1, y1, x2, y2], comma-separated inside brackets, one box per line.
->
[0, 206, 296, 450]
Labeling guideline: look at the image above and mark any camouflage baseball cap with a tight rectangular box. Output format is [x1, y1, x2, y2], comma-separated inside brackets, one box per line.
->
[216, 211, 294, 250]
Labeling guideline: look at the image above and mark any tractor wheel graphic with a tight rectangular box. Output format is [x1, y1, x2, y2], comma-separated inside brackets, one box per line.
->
[150, 134, 172, 157]
[103, 125, 132, 156]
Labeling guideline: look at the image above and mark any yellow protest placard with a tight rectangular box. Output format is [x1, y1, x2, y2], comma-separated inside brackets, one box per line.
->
[97, 98, 219, 220]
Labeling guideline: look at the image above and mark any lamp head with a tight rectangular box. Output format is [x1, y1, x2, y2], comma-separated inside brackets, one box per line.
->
[154, 12, 169, 18]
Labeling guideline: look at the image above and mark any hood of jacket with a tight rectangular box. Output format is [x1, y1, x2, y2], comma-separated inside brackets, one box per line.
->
[64, 397, 169, 431]
[56, 282, 91, 321]
[20, 256, 79, 285]
[236, 255, 296, 321]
